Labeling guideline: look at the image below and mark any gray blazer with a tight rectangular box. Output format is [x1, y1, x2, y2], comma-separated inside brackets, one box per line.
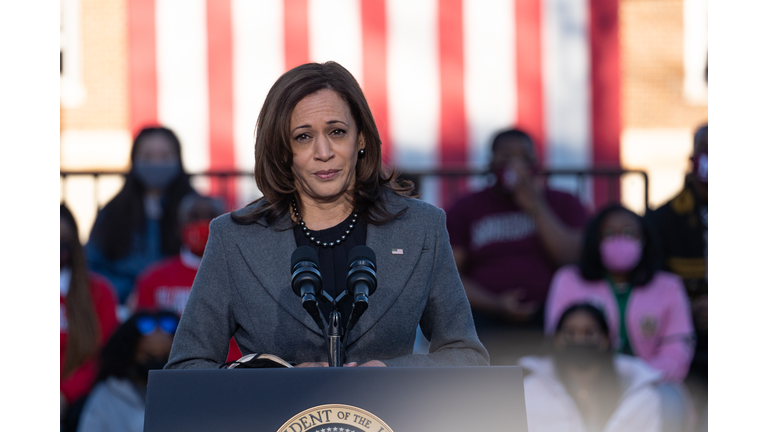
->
[166, 191, 489, 368]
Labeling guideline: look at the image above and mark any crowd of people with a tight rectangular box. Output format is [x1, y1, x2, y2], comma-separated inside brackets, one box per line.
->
[445, 126, 708, 432]
[60, 64, 708, 432]
[60, 127, 236, 432]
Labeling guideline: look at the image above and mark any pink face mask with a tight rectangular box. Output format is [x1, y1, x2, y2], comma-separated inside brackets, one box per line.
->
[600, 236, 643, 273]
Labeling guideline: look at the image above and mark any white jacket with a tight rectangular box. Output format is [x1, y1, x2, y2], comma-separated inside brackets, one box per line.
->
[520, 355, 663, 432]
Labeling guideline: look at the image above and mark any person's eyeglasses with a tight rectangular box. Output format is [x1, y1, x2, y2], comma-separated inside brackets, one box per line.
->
[136, 315, 179, 336]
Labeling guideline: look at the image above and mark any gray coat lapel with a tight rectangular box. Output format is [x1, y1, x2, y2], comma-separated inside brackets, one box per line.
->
[347, 195, 425, 345]
[231, 194, 424, 343]
[232, 212, 325, 336]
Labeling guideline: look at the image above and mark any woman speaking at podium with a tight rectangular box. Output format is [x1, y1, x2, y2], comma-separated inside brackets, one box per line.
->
[166, 62, 488, 369]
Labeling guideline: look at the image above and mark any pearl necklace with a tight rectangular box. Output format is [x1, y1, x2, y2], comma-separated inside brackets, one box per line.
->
[291, 200, 358, 248]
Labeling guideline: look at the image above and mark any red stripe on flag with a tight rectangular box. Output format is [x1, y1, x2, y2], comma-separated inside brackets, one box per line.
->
[207, 0, 236, 209]
[361, 0, 391, 166]
[515, 0, 545, 160]
[127, 0, 158, 136]
[438, 0, 467, 209]
[589, 0, 622, 207]
[284, 0, 309, 71]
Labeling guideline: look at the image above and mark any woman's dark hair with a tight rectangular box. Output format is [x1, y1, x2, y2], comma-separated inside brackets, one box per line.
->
[555, 303, 610, 338]
[61, 204, 101, 377]
[231, 61, 415, 227]
[578, 204, 661, 286]
[89, 126, 195, 259]
[96, 310, 179, 382]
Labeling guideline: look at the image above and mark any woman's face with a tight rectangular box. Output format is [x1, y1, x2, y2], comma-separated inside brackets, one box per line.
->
[134, 331, 174, 365]
[289, 89, 362, 204]
[599, 210, 641, 242]
[134, 134, 178, 164]
[554, 310, 610, 350]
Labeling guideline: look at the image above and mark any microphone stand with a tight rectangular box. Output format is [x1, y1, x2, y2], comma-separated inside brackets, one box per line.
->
[327, 311, 343, 367]
[326, 290, 350, 367]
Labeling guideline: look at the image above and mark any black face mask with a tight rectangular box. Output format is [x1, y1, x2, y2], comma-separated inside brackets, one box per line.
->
[60, 241, 72, 269]
[554, 343, 609, 371]
[133, 357, 169, 383]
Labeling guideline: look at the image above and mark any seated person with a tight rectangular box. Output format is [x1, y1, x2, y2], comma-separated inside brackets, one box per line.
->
[60, 205, 118, 431]
[130, 194, 242, 361]
[545, 204, 695, 383]
[446, 128, 588, 364]
[645, 124, 708, 400]
[522, 303, 663, 432]
[77, 311, 179, 432]
[86, 126, 197, 305]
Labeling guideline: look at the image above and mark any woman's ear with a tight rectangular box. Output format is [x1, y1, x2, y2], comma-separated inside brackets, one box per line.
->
[358, 133, 366, 152]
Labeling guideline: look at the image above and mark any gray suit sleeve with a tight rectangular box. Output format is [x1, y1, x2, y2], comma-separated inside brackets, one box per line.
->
[165, 218, 237, 369]
[383, 209, 490, 367]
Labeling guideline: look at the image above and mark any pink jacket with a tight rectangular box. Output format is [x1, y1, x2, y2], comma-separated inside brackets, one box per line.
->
[544, 265, 694, 383]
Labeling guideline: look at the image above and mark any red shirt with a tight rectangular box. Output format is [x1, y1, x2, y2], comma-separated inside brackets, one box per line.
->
[446, 187, 588, 305]
[134, 253, 242, 362]
[60, 272, 118, 403]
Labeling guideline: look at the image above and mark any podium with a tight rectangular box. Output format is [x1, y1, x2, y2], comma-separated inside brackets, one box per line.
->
[144, 366, 528, 431]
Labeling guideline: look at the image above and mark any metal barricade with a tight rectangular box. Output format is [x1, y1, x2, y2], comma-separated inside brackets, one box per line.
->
[60, 167, 648, 214]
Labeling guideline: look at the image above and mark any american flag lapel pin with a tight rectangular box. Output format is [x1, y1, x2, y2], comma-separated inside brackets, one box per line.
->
[391, 248, 403, 255]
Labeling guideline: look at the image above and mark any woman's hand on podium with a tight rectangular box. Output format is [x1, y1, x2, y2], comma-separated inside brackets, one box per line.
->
[352, 360, 387, 367]
[294, 360, 387, 367]
[296, 362, 329, 367]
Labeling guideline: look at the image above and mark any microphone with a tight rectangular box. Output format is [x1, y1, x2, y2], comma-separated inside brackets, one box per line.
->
[291, 246, 325, 331]
[345, 245, 377, 333]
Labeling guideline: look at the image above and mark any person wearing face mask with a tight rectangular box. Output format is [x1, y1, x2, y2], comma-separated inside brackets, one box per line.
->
[645, 124, 708, 419]
[545, 205, 694, 382]
[60, 205, 119, 432]
[129, 194, 242, 362]
[446, 128, 588, 365]
[544, 205, 696, 431]
[86, 126, 196, 306]
[77, 311, 178, 432]
[521, 303, 663, 432]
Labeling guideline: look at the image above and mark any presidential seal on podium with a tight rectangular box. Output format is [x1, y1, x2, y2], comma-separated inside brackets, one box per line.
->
[278, 404, 394, 432]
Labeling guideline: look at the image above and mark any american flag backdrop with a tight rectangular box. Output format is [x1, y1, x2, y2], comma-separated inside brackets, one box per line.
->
[126, 0, 620, 211]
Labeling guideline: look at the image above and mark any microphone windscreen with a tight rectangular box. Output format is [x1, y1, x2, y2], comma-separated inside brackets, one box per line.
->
[291, 246, 319, 270]
[348, 245, 376, 268]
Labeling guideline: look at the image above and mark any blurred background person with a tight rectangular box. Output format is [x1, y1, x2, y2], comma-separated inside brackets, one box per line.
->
[61, 204, 119, 431]
[646, 124, 708, 419]
[77, 311, 179, 432]
[545, 204, 694, 383]
[545, 204, 695, 431]
[86, 126, 196, 306]
[130, 193, 223, 315]
[446, 128, 588, 365]
[521, 303, 662, 432]
[129, 193, 241, 361]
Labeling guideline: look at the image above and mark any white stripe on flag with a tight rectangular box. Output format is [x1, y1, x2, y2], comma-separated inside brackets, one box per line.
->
[232, 0, 285, 206]
[387, 0, 440, 206]
[542, 0, 592, 202]
[463, 0, 516, 171]
[308, 0, 364, 87]
[156, 0, 210, 193]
